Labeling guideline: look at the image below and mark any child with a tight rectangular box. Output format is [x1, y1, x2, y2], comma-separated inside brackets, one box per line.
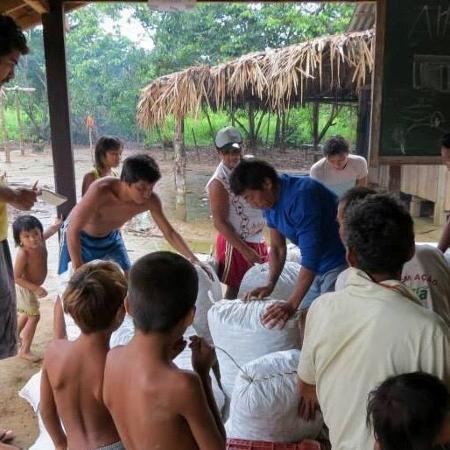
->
[40, 260, 127, 450]
[103, 251, 226, 450]
[81, 136, 123, 196]
[367, 372, 450, 450]
[13, 215, 61, 361]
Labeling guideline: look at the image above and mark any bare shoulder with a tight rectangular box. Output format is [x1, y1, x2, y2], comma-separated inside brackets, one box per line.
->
[170, 369, 203, 400]
[43, 339, 73, 369]
[105, 345, 127, 371]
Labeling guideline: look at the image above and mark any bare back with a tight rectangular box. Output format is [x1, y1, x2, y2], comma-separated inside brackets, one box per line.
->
[104, 343, 223, 450]
[41, 338, 120, 449]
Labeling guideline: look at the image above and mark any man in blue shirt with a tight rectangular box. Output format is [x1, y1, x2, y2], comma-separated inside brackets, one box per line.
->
[230, 159, 347, 328]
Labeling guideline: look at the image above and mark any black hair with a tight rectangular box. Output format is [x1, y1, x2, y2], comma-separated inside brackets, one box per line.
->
[344, 194, 414, 275]
[323, 135, 349, 157]
[128, 251, 198, 333]
[0, 15, 29, 57]
[120, 154, 161, 185]
[441, 133, 450, 150]
[367, 372, 450, 450]
[340, 186, 377, 214]
[12, 215, 43, 246]
[229, 159, 278, 196]
[94, 136, 122, 170]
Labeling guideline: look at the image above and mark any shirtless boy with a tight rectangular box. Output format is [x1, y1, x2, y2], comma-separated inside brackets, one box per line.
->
[59, 153, 201, 274]
[41, 260, 127, 450]
[13, 215, 61, 361]
[103, 251, 226, 450]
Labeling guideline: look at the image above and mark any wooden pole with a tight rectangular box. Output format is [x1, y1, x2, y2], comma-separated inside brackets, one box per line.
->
[356, 86, 371, 159]
[0, 93, 9, 163]
[42, 0, 76, 218]
[312, 102, 320, 151]
[15, 90, 24, 155]
[174, 116, 187, 222]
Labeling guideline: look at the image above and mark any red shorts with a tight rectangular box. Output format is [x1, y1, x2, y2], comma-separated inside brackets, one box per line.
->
[215, 234, 268, 289]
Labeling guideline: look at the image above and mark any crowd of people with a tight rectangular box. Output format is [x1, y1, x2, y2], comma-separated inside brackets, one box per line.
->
[0, 14, 449, 450]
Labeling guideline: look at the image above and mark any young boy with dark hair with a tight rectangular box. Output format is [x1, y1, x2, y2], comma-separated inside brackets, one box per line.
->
[103, 251, 226, 450]
[297, 194, 450, 450]
[40, 260, 127, 450]
[367, 372, 450, 450]
[13, 215, 61, 361]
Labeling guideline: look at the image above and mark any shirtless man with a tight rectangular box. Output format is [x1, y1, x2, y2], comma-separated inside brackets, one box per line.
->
[59, 153, 201, 274]
[103, 252, 225, 450]
[55, 154, 205, 338]
[41, 261, 127, 450]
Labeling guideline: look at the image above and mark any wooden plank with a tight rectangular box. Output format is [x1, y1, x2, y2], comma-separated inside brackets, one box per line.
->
[378, 156, 442, 165]
[368, 0, 385, 167]
[0, 0, 26, 14]
[388, 164, 401, 193]
[23, 0, 49, 14]
[42, 0, 76, 218]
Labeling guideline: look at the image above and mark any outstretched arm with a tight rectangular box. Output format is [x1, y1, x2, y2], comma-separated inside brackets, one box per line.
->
[149, 194, 198, 262]
[244, 227, 286, 300]
[43, 217, 63, 240]
[40, 364, 67, 450]
[66, 185, 100, 269]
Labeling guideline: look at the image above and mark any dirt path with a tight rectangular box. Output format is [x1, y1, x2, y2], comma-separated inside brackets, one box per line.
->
[0, 145, 443, 449]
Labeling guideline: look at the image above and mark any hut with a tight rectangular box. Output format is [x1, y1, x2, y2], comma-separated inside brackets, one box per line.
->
[137, 30, 375, 219]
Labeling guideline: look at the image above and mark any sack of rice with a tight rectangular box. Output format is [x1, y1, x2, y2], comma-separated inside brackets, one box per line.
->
[226, 350, 323, 442]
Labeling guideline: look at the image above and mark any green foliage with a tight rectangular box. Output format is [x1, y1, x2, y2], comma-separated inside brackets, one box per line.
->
[4, 2, 357, 148]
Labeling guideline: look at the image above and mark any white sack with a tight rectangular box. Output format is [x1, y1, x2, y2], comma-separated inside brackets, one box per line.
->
[208, 298, 301, 400]
[238, 262, 301, 301]
[192, 264, 222, 344]
[226, 350, 323, 442]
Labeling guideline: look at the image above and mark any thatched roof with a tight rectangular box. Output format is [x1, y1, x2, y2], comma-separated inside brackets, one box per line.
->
[137, 29, 374, 130]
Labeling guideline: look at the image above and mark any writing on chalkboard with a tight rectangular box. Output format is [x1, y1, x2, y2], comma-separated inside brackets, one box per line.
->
[409, 5, 450, 40]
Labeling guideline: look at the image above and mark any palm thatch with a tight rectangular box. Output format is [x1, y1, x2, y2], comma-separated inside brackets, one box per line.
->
[137, 29, 374, 129]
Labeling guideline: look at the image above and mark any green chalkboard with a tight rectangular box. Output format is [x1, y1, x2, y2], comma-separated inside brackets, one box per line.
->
[380, 0, 450, 157]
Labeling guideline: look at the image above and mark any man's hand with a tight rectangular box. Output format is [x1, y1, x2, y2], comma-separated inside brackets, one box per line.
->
[243, 283, 274, 301]
[298, 379, 320, 421]
[261, 301, 296, 329]
[189, 336, 216, 376]
[170, 337, 187, 360]
[34, 286, 48, 298]
[11, 188, 38, 210]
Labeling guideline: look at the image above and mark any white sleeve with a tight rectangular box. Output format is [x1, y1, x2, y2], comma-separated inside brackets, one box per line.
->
[356, 156, 368, 179]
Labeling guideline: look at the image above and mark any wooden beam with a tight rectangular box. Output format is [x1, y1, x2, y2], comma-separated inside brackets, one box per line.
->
[23, 0, 48, 14]
[0, 0, 26, 15]
[369, 0, 385, 168]
[378, 156, 443, 165]
[42, 0, 76, 218]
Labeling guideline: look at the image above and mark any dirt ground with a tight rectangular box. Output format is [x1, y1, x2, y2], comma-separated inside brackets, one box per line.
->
[0, 144, 444, 449]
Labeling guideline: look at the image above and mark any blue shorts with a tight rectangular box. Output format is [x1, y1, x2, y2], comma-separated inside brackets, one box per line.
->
[58, 226, 131, 275]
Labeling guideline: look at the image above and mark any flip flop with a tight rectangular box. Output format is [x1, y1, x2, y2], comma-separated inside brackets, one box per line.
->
[0, 430, 14, 443]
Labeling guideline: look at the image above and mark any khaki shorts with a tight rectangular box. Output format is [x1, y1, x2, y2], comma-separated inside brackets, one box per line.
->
[16, 285, 40, 316]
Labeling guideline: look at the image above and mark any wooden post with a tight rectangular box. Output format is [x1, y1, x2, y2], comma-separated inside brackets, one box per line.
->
[14, 89, 24, 155]
[312, 102, 320, 151]
[174, 116, 187, 222]
[434, 165, 448, 226]
[388, 165, 401, 196]
[42, 0, 76, 218]
[0, 93, 9, 163]
[356, 86, 371, 159]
